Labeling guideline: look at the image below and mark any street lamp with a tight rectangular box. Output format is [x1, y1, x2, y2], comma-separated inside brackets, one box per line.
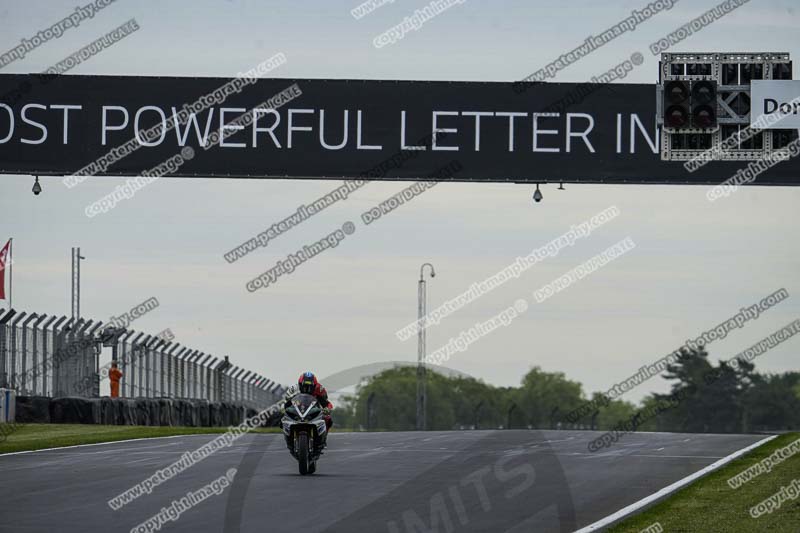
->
[417, 262, 435, 431]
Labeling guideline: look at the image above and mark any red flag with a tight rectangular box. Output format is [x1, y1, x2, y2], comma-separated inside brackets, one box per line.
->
[0, 239, 9, 300]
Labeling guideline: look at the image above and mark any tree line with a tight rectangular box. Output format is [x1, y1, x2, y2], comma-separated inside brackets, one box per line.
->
[333, 347, 800, 433]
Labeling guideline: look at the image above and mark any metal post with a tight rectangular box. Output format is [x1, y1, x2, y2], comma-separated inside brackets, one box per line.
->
[167, 344, 181, 398]
[144, 339, 152, 398]
[21, 313, 37, 395]
[10, 312, 25, 391]
[191, 351, 201, 399]
[148, 341, 156, 397]
[0, 312, 6, 389]
[0, 310, 15, 389]
[416, 279, 425, 430]
[217, 356, 232, 402]
[237, 369, 246, 402]
[196, 354, 204, 400]
[474, 400, 483, 430]
[550, 406, 561, 430]
[52, 317, 68, 397]
[179, 350, 187, 398]
[230, 367, 240, 402]
[507, 403, 517, 430]
[206, 356, 217, 401]
[175, 347, 187, 398]
[416, 263, 435, 431]
[71, 248, 85, 320]
[71, 248, 76, 319]
[45, 316, 65, 397]
[129, 332, 145, 397]
[156, 342, 165, 397]
[7, 238, 12, 310]
[38, 316, 49, 396]
[193, 353, 203, 399]
[31, 315, 46, 395]
[137, 344, 144, 397]
[87, 321, 102, 398]
[119, 330, 133, 397]
[243, 371, 253, 405]
[185, 352, 192, 398]
[204, 355, 214, 401]
[187, 352, 196, 399]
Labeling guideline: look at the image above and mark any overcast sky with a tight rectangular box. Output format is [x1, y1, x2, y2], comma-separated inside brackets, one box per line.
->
[0, 0, 798, 404]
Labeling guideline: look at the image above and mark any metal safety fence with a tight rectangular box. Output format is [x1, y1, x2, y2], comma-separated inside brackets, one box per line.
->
[0, 309, 284, 410]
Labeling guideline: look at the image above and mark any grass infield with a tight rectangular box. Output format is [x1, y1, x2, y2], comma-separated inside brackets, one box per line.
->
[610, 432, 800, 532]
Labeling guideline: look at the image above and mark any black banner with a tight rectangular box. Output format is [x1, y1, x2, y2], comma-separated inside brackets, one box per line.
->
[0, 73, 798, 185]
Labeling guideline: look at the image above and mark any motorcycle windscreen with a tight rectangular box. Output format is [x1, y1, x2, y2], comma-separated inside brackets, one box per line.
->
[291, 393, 322, 419]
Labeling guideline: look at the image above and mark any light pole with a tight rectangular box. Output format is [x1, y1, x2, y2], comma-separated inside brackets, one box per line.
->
[71, 247, 85, 319]
[416, 262, 435, 431]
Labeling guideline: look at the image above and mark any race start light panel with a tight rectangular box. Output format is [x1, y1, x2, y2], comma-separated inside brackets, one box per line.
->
[657, 52, 796, 161]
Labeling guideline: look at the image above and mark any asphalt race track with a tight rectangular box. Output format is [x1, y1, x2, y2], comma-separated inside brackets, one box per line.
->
[0, 430, 766, 532]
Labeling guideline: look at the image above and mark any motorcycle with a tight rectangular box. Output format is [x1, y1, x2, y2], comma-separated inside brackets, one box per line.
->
[281, 392, 328, 475]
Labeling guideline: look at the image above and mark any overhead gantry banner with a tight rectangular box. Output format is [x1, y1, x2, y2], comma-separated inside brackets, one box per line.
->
[0, 74, 798, 185]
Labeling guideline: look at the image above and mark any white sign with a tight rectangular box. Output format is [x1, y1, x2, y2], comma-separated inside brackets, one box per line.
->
[751, 80, 800, 129]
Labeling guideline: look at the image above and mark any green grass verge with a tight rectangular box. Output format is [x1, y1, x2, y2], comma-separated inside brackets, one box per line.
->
[0, 423, 281, 455]
[609, 432, 800, 532]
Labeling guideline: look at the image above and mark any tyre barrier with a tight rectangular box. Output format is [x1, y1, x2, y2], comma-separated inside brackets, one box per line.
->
[13, 395, 268, 427]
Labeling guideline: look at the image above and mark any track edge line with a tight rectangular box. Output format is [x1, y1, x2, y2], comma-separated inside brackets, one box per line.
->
[0, 433, 212, 457]
[572, 434, 779, 533]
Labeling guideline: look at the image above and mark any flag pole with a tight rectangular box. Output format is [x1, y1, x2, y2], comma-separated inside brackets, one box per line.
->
[8, 237, 12, 310]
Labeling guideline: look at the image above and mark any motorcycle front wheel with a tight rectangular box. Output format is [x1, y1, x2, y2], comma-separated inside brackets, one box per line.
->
[297, 433, 311, 475]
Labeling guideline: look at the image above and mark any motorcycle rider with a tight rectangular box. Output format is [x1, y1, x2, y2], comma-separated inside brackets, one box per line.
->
[283, 371, 333, 437]
[282, 372, 333, 453]
[290, 371, 333, 430]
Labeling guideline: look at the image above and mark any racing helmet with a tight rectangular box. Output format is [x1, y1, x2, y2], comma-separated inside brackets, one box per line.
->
[298, 371, 318, 394]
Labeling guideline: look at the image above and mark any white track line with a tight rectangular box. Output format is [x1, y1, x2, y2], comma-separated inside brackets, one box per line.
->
[0, 434, 213, 458]
[574, 435, 778, 532]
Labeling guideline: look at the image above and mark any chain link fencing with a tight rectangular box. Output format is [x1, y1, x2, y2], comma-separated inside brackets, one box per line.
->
[0, 309, 284, 411]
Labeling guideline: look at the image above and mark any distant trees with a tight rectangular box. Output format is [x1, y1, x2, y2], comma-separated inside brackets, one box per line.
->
[341, 367, 508, 431]
[634, 347, 800, 434]
[745, 372, 800, 431]
[335, 365, 635, 431]
[516, 367, 584, 428]
[641, 347, 754, 433]
[334, 350, 800, 433]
